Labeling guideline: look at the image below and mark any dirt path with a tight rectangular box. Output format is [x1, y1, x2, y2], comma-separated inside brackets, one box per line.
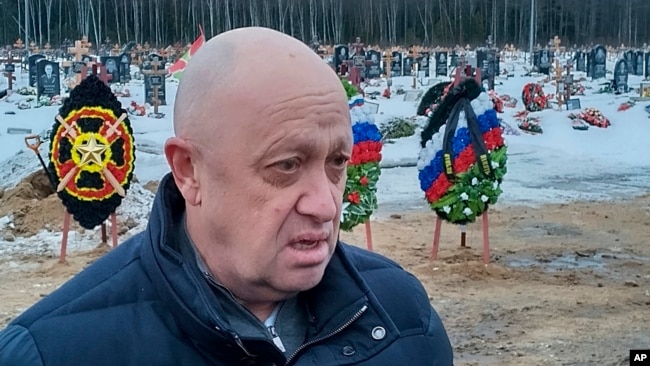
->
[2, 196, 649, 365]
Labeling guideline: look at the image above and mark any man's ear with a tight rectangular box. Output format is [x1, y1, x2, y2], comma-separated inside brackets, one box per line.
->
[164, 137, 202, 206]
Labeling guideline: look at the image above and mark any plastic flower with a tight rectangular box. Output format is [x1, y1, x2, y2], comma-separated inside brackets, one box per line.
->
[460, 192, 469, 201]
[481, 195, 489, 202]
[463, 208, 473, 216]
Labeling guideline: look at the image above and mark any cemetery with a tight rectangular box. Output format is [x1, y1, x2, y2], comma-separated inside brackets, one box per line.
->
[0, 1, 650, 364]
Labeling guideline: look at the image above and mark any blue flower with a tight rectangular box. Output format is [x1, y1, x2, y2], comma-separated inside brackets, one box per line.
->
[452, 128, 470, 157]
[353, 123, 382, 144]
[477, 114, 491, 133]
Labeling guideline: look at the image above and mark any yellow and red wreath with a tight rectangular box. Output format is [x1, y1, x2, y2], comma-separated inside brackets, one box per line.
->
[48, 76, 135, 229]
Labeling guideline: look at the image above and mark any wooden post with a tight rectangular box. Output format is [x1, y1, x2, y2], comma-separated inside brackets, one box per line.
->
[430, 217, 442, 260]
[142, 57, 167, 114]
[1, 52, 18, 91]
[60, 211, 71, 263]
[553, 36, 564, 110]
[365, 220, 373, 252]
[383, 50, 392, 98]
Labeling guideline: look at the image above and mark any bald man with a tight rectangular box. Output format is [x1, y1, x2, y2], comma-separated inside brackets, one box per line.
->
[0, 28, 453, 365]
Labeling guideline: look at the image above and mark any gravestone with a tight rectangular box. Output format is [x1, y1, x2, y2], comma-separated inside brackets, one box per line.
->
[590, 45, 607, 79]
[634, 51, 644, 76]
[365, 50, 381, 79]
[645, 52, 650, 79]
[538, 49, 552, 75]
[334, 44, 349, 74]
[36, 59, 61, 98]
[625, 50, 635, 74]
[100, 56, 121, 84]
[118, 53, 131, 82]
[495, 53, 501, 76]
[449, 51, 458, 68]
[403, 56, 414, 76]
[476, 49, 487, 74]
[28, 54, 46, 87]
[613, 59, 629, 93]
[575, 51, 586, 72]
[418, 52, 430, 77]
[390, 51, 402, 77]
[435, 51, 448, 77]
[143, 53, 167, 106]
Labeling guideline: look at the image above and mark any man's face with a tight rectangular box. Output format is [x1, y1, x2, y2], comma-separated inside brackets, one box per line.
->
[194, 77, 352, 298]
[45, 65, 52, 75]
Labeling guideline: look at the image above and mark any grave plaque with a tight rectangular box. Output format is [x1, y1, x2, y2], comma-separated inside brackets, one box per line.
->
[119, 53, 132, 82]
[390, 51, 403, 77]
[575, 51, 586, 72]
[449, 52, 458, 68]
[590, 45, 607, 79]
[625, 50, 635, 74]
[36, 59, 61, 98]
[365, 50, 381, 79]
[538, 49, 551, 75]
[334, 44, 349, 74]
[28, 54, 46, 87]
[403, 57, 414, 75]
[634, 51, 644, 76]
[418, 52, 430, 77]
[143, 54, 167, 106]
[100, 56, 121, 84]
[435, 51, 448, 77]
[613, 59, 629, 93]
[4, 63, 15, 73]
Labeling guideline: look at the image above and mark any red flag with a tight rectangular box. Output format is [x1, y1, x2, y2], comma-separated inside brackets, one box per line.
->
[168, 26, 205, 79]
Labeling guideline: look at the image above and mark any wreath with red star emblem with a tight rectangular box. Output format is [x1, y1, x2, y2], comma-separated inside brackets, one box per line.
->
[48, 76, 135, 229]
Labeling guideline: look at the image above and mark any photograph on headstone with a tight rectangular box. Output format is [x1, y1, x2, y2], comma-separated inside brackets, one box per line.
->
[625, 50, 634, 74]
[418, 52, 431, 78]
[435, 51, 448, 77]
[390, 51, 402, 77]
[591, 45, 607, 79]
[365, 50, 381, 79]
[334, 44, 349, 74]
[634, 51, 644, 76]
[36, 59, 60, 98]
[575, 51, 586, 72]
[614, 59, 629, 93]
[538, 49, 551, 75]
[100, 56, 121, 84]
[403, 56, 414, 75]
[119, 53, 132, 82]
[28, 54, 46, 87]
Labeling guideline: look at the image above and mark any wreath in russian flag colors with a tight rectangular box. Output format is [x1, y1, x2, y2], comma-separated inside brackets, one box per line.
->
[48, 76, 135, 229]
[340, 79, 383, 231]
[417, 79, 507, 225]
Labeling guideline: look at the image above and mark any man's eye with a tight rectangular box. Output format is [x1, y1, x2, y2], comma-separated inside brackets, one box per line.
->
[276, 159, 299, 171]
[331, 155, 349, 167]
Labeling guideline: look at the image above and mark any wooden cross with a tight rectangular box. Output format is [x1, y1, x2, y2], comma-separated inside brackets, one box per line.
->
[112, 43, 122, 56]
[563, 61, 573, 102]
[1, 52, 18, 91]
[383, 50, 393, 98]
[142, 57, 167, 114]
[553, 36, 562, 56]
[13, 38, 24, 50]
[80, 61, 112, 85]
[68, 40, 90, 62]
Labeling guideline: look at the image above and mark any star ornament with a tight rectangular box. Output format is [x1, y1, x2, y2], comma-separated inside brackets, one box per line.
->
[76, 135, 108, 167]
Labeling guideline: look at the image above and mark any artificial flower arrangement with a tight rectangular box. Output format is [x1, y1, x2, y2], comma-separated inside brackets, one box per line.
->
[417, 81, 452, 117]
[340, 78, 383, 231]
[521, 82, 549, 112]
[513, 110, 543, 134]
[417, 78, 507, 225]
[576, 107, 610, 128]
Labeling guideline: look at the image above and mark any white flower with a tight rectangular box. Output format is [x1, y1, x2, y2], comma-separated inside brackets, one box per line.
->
[460, 192, 469, 201]
[471, 177, 479, 186]
[463, 207, 473, 216]
[481, 195, 489, 202]
[492, 181, 499, 189]
[491, 161, 500, 169]
[443, 206, 451, 214]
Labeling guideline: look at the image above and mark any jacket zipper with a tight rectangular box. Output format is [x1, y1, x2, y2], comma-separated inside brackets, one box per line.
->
[284, 304, 368, 365]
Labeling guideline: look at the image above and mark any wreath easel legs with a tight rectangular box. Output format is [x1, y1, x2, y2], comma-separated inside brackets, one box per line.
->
[59, 210, 118, 263]
[430, 211, 491, 265]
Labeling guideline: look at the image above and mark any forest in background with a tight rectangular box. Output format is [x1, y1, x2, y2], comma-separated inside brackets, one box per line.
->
[1, 0, 649, 51]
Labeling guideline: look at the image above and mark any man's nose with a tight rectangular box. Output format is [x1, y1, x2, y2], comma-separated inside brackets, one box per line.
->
[295, 170, 337, 223]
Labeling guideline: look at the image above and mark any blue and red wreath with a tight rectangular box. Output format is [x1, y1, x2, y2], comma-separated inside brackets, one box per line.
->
[48, 76, 135, 229]
[417, 79, 507, 224]
[341, 86, 383, 231]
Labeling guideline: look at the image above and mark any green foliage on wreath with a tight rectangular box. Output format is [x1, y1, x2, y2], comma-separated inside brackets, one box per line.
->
[341, 78, 359, 99]
[429, 146, 508, 224]
[380, 117, 417, 141]
[340, 162, 380, 231]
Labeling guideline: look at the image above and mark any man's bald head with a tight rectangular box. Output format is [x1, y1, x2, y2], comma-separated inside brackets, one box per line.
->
[173, 27, 346, 143]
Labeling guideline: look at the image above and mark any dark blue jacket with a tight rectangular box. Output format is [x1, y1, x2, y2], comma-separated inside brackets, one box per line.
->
[0, 174, 453, 365]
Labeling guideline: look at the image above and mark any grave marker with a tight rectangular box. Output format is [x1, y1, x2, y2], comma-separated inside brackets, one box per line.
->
[36, 59, 61, 99]
[390, 51, 403, 77]
[435, 51, 448, 77]
[590, 45, 607, 79]
[28, 54, 46, 87]
[613, 59, 629, 93]
[142, 55, 167, 113]
[1, 53, 18, 90]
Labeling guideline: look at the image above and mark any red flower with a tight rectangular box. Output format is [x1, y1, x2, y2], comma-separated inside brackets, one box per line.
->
[347, 191, 361, 205]
[425, 174, 452, 203]
[359, 176, 369, 186]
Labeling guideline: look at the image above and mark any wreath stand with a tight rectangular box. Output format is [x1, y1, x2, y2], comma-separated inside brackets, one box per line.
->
[60, 212, 118, 263]
[430, 213, 491, 265]
[364, 220, 373, 251]
[428, 64, 492, 265]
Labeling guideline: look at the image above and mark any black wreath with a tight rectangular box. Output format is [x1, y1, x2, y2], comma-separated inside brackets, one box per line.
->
[48, 76, 135, 229]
